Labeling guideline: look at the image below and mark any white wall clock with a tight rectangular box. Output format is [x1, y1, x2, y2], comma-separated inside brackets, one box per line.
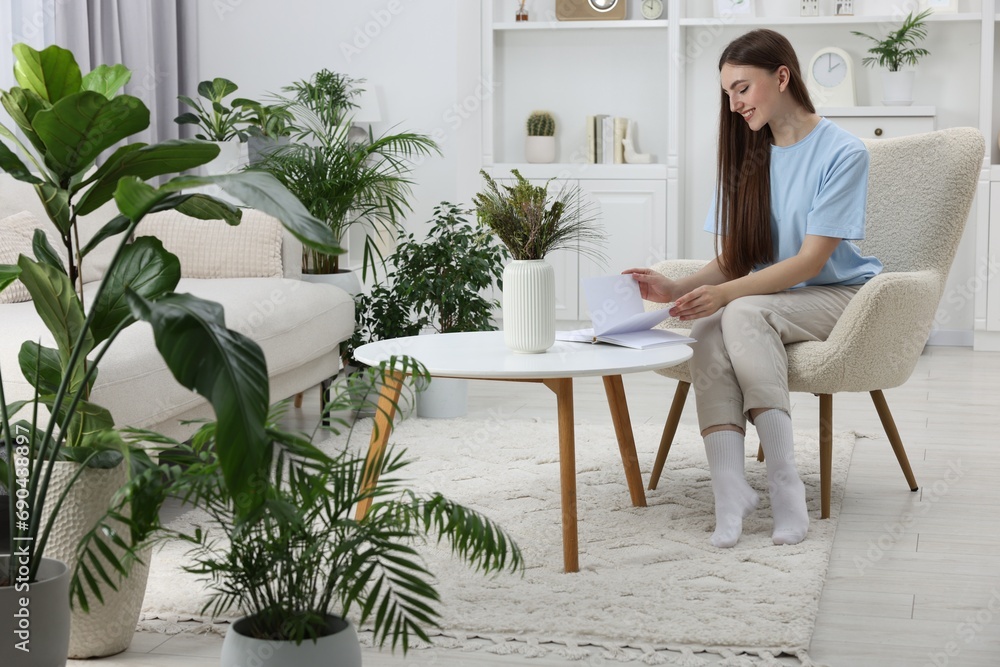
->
[641, 0, 664, 20]
[807, 47, 856, 108]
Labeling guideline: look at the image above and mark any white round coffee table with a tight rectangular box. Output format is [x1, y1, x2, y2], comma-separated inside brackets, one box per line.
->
[353, 331, 692, 573]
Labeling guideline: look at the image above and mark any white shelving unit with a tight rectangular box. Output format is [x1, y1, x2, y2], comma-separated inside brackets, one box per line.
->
[482, 0, 995, 334]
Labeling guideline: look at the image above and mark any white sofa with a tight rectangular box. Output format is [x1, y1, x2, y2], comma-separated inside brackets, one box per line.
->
[0, 174, 354, 441]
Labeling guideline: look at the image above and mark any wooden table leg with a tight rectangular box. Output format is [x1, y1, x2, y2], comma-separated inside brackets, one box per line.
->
[355, 370, 405, 521]
[602, 375, 647, 507]
[542, 378, 579, 573]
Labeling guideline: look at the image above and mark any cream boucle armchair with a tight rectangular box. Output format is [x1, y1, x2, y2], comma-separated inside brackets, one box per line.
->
[646, 127, 985, 518]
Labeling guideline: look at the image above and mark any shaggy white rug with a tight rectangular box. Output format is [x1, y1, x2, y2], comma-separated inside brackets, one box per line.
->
[140, 417, 855, 665]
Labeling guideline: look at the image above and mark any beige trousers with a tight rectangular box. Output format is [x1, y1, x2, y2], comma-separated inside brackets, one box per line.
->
[688, 284, 862, 431]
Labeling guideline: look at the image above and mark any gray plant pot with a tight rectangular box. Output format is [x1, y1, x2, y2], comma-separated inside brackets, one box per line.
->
[301, 270, 362, 297]
[416, 377, 468, 419]
[220, 614, 361, 667]
[0, 556, 71, 666]
[247, 135, 290, 165]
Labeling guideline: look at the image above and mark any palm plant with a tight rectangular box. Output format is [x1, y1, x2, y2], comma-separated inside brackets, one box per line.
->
[0, 43, 338, 607]
[253, 70, 439, 279]
[852, 9, 932, 72]
[473, 169, 606, 262]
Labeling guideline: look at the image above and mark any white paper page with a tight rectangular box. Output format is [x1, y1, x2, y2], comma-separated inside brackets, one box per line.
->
[554, 328, 597, 343]
[598, 329, 694, 350]
[582, 275, 645, 335]
[599, 308, 675, 336]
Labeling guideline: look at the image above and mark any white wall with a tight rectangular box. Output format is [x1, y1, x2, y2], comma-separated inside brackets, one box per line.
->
[11, 1, 978, 338]
[196, 0, 483, 236]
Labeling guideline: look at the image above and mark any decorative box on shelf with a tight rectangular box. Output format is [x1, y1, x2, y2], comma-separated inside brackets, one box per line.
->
[818, 106, 936, 140]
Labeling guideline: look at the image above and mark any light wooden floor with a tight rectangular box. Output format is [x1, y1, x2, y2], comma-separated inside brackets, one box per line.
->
[71, 346, 1000, 667]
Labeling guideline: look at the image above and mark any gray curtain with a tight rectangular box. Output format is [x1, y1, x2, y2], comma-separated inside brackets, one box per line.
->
[54, 0, 198, 146]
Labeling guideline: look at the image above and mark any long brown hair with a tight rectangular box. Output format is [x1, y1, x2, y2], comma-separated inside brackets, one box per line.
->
[714, 29, 815, 279]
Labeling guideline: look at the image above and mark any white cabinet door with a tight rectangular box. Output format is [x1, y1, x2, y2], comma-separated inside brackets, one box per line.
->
[576, 180, 667, 320]
[988, 182, 1000, 332]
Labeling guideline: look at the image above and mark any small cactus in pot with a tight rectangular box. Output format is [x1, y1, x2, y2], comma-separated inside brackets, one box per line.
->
[527, 110, 555, 136]
[525, 110, 556, 163]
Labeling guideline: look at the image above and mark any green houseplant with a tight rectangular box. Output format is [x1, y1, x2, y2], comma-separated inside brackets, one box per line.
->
[175, 77, 249, 141]
[253, 69, 439, 281]
[350, 202, 508, 417]
[525, 110, 556, 164]
[473, 169, 605, 353]
[238, 99, 294, 164]
[851, 9, 932, 106]
[157, 371, 523, 665]
[0, 43, 339, 662]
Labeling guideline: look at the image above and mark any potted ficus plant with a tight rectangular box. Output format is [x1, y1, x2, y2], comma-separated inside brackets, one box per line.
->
[0, 43, 339, 664]
[473, 169, 605, 354]
[852, 8, 932, 106]
[112, 363, 522, 667]
[349, 202, 508, 418]
[175, 77, 250, 173]
[252, 69, 439, 290]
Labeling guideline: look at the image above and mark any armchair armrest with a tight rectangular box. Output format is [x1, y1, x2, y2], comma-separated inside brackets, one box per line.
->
[787, 270, 942, 394]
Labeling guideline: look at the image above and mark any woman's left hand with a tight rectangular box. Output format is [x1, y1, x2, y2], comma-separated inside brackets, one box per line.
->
[669, 285, 730, 321]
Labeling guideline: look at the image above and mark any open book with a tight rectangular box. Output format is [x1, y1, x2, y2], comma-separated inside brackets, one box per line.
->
[555, 275, 695, 350]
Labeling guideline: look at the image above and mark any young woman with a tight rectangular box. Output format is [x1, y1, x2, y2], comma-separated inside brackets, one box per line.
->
[626, 29, 881, 548]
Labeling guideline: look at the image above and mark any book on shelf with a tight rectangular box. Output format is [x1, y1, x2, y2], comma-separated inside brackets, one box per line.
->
[555, 274, 695, 350]
[588, 115, 629, 165]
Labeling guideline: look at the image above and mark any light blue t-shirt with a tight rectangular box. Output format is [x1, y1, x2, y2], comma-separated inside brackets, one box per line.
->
[704, 117, 883, 288]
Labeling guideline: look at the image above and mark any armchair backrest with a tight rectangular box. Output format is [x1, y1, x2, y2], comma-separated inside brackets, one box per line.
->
[857, 128, 983, 278]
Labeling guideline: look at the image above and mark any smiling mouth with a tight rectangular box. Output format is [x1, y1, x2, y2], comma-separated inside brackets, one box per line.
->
[741, 109, 755, 121]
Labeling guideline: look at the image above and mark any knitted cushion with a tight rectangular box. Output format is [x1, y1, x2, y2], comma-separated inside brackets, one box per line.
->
[135, 208, 284, 279]
[0, 211, 68, 303]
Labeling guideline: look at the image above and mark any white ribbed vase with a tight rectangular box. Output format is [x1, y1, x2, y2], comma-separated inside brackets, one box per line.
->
[502, 259, 555, 353]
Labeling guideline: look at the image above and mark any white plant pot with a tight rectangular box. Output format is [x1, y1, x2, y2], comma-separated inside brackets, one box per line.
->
[525, 135, 556, 163]
[416, 377, 469, 419]
[301, 270, 362, 297]
[202, 138, 245, 175]
[881, 70, 916, 107]
[502, 259, 555, 354]
[41, 462, 151, 659]
[0, 556, 71, 667]
[220, 615, 362, 667]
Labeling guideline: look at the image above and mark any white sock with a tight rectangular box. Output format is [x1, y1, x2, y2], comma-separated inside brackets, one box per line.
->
[755, 409, 810, 545]
[704, 430, 759, 548]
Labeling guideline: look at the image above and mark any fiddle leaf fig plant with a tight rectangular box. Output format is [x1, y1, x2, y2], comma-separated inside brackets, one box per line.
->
[0, 42, 340, 611]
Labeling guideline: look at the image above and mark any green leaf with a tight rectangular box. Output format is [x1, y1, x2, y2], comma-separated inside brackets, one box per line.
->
[90, 237, 181, 344]
[113, 176, 164, 222]
[0, 263, 22, 296]
[12, 44, 83, 104]
[18, 341, 69, 396]
[1, 87, 50, 155]
[126, 291, 270, 510]
[161, 171, 340, 255]
[16, 256, 93, 366]
[198, 78, 238, 102]
[75, 140, 220, 216]
[81, 64, 132, 98]
[33, 91, 149, 177]
[32, 229, 66, 274]
[80, 214, 132, 258]
[59, 443, 123, 469]
[173, 112, 201, 126]
[33, 182, 71, 235]
[173, 194, 242, 225]
[0, 140, 41, 183]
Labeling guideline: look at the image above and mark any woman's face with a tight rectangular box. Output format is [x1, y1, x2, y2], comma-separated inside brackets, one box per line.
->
[720, 63, 785, 132]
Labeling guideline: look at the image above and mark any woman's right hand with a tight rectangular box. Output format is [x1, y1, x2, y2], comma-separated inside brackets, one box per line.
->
[622, 268, 678, 304]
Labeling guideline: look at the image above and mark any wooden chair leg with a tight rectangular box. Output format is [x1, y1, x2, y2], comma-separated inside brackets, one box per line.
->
[649, 381, 690, 491]
[293, 392, 304, 408]
[819, 394, 833, 519]
[756, 444, 764, 462]
[870, 389, 919, 492]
